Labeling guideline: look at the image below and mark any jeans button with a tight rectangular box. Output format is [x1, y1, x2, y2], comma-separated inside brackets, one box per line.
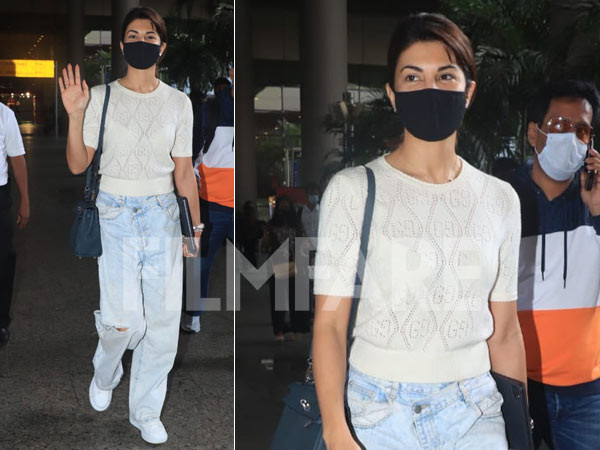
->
[414, 405, 422, 414]
[132, 208, 139, 213]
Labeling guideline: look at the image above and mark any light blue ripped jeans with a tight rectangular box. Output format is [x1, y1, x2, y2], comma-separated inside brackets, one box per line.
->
[347, 366, 508, 450]
[92, 190, 183, 423]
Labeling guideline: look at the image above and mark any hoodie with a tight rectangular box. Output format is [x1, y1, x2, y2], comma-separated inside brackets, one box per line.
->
[194, 88, 234, 209]
[510, 161, 600, 392]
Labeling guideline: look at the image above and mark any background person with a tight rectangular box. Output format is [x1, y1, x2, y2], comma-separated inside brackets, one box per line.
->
[313, 13, 525, 449]
[59, 6, 200, 444]
[0, 102, 30, 348]
[181, 69, 234, 333]
[264, 195, 310, 342]
[509, 80, 600, 450]
[238, 200, 264, 267]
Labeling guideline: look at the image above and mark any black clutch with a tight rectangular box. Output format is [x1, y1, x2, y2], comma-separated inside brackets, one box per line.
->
[491, 371, 534, 450]
[176, 195, 197, 255]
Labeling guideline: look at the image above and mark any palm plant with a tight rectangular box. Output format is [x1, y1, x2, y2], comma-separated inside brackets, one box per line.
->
[444, 0, 600, 169]
[325, 0, 600, 173]
[443, 0, 552, 170]
[162, 0, 233, 96]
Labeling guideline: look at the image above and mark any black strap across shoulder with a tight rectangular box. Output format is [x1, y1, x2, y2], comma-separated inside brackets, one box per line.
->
[84, 84, 111, 202]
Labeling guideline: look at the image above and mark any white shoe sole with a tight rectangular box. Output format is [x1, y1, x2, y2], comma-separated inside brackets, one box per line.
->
[130, 417, 168, 444]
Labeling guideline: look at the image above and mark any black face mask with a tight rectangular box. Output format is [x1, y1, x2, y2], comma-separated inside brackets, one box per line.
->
[123, 41, 161, 70]
[394, 88, 467, 142]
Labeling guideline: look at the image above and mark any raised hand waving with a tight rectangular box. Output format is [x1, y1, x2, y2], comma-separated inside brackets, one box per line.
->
[58, 63, 89, 117]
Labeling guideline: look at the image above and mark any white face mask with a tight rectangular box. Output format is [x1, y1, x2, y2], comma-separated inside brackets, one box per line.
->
[535, 128, 589, 181]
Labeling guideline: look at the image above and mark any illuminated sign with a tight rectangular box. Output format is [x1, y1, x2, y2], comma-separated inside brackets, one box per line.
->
[0, 60, 54, 78]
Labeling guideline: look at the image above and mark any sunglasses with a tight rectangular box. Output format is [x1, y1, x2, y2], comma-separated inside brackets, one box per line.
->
[541, 116, 594, 144]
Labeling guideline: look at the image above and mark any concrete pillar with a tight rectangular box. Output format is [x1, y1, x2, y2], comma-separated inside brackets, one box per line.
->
[67, 0, 85, 70]
[299, 0, 348, 186]
[235, 0, 257, 209]
[111, 0, 140, 80]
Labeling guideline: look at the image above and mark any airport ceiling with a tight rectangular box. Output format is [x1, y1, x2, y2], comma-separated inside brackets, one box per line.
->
[0, 33, 54, 60]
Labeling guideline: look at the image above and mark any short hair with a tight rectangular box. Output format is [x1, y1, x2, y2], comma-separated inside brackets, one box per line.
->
[121, 7, 168, 63]
[527, 80, 600, 130]
[387, 13, 477, 90]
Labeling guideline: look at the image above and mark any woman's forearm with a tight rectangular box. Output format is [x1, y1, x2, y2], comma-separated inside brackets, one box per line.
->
[66, 112, 90, 174]
[175, 164, 201, 226]
[488, 330, 527, 389]
[313, 319, 351, 443]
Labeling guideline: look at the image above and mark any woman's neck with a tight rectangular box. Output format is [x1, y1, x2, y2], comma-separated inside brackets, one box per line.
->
[119, 68, 159, 93]
[385, 133, 461, 184]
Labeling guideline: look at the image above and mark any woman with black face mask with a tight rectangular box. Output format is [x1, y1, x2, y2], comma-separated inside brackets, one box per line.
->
[58, 6, 200, 445]
[264, 196, 310, 342]
[312, 13, 525, 450]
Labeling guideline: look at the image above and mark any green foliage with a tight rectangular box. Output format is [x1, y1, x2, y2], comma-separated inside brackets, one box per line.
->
[442, 0, 551, 170]
[322, 94, 402, 165]
[324, 0, 600, 172]
[445, 0, 600, 169]
[163, 0, 233, 95]
[83, 49, 111, 86]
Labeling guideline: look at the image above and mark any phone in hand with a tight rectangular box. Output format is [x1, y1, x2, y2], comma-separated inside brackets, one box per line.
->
[586, 147, 595, 191]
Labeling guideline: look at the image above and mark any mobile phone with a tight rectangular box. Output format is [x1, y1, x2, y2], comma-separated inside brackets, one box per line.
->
[586, 147, 595, 191]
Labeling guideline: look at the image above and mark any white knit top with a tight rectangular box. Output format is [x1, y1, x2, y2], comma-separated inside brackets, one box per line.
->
[83, 80, 193, 196]
[314, 155, 521, 383]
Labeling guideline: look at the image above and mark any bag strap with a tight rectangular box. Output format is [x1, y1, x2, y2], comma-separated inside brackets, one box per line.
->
[305, 165, 376, 381]
[347, 166, 375, 344]
[84, 84, 111, 202]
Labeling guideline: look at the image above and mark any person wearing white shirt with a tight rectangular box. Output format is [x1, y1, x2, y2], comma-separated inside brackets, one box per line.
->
[299, 182, 320, 246]
[0, 102, 30, 348]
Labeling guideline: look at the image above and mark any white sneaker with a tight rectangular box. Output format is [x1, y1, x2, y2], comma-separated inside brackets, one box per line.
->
[130, 417, 168, 444]
[180, 313, 201, 333]
[89, 377, 112, 412]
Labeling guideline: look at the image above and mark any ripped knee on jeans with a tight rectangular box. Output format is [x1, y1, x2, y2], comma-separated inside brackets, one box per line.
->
[115, 327, 129, 332]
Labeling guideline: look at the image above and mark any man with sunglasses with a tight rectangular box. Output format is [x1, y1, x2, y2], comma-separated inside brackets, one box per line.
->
[509, 80, 600, 450]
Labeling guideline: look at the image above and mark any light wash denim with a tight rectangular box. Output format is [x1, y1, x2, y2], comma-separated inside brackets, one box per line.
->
[347, 366, 508, 450]
[92, 190, 183, 422]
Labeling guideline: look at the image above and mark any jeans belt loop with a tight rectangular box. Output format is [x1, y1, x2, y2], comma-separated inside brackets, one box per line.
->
[458, 380, 473, 405]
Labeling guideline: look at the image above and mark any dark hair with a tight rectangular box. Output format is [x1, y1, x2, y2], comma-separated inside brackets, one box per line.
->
[387, 13, 477, 90]
[527, 80, 600, 130]
[121, 7, 168, 64]
[271, 196, 297, 227]
[214, 77, 232, 89]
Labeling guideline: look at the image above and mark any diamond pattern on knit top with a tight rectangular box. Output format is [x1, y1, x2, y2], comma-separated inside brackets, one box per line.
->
[314, 155, 521, 382]
[83, 80, 192, 196]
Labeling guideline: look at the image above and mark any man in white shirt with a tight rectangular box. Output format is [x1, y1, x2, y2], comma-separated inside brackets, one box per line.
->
[299, 183, 320, 244]
[0, 102, 30, 348]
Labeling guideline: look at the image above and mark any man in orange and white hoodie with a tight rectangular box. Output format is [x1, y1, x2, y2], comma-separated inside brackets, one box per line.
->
[181, 73, 234, 333]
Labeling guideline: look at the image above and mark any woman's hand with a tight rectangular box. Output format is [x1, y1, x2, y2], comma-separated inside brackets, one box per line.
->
[58, 63, 89, 118]
[182, 235, 201, 258]
[324, 430, 362, 450]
